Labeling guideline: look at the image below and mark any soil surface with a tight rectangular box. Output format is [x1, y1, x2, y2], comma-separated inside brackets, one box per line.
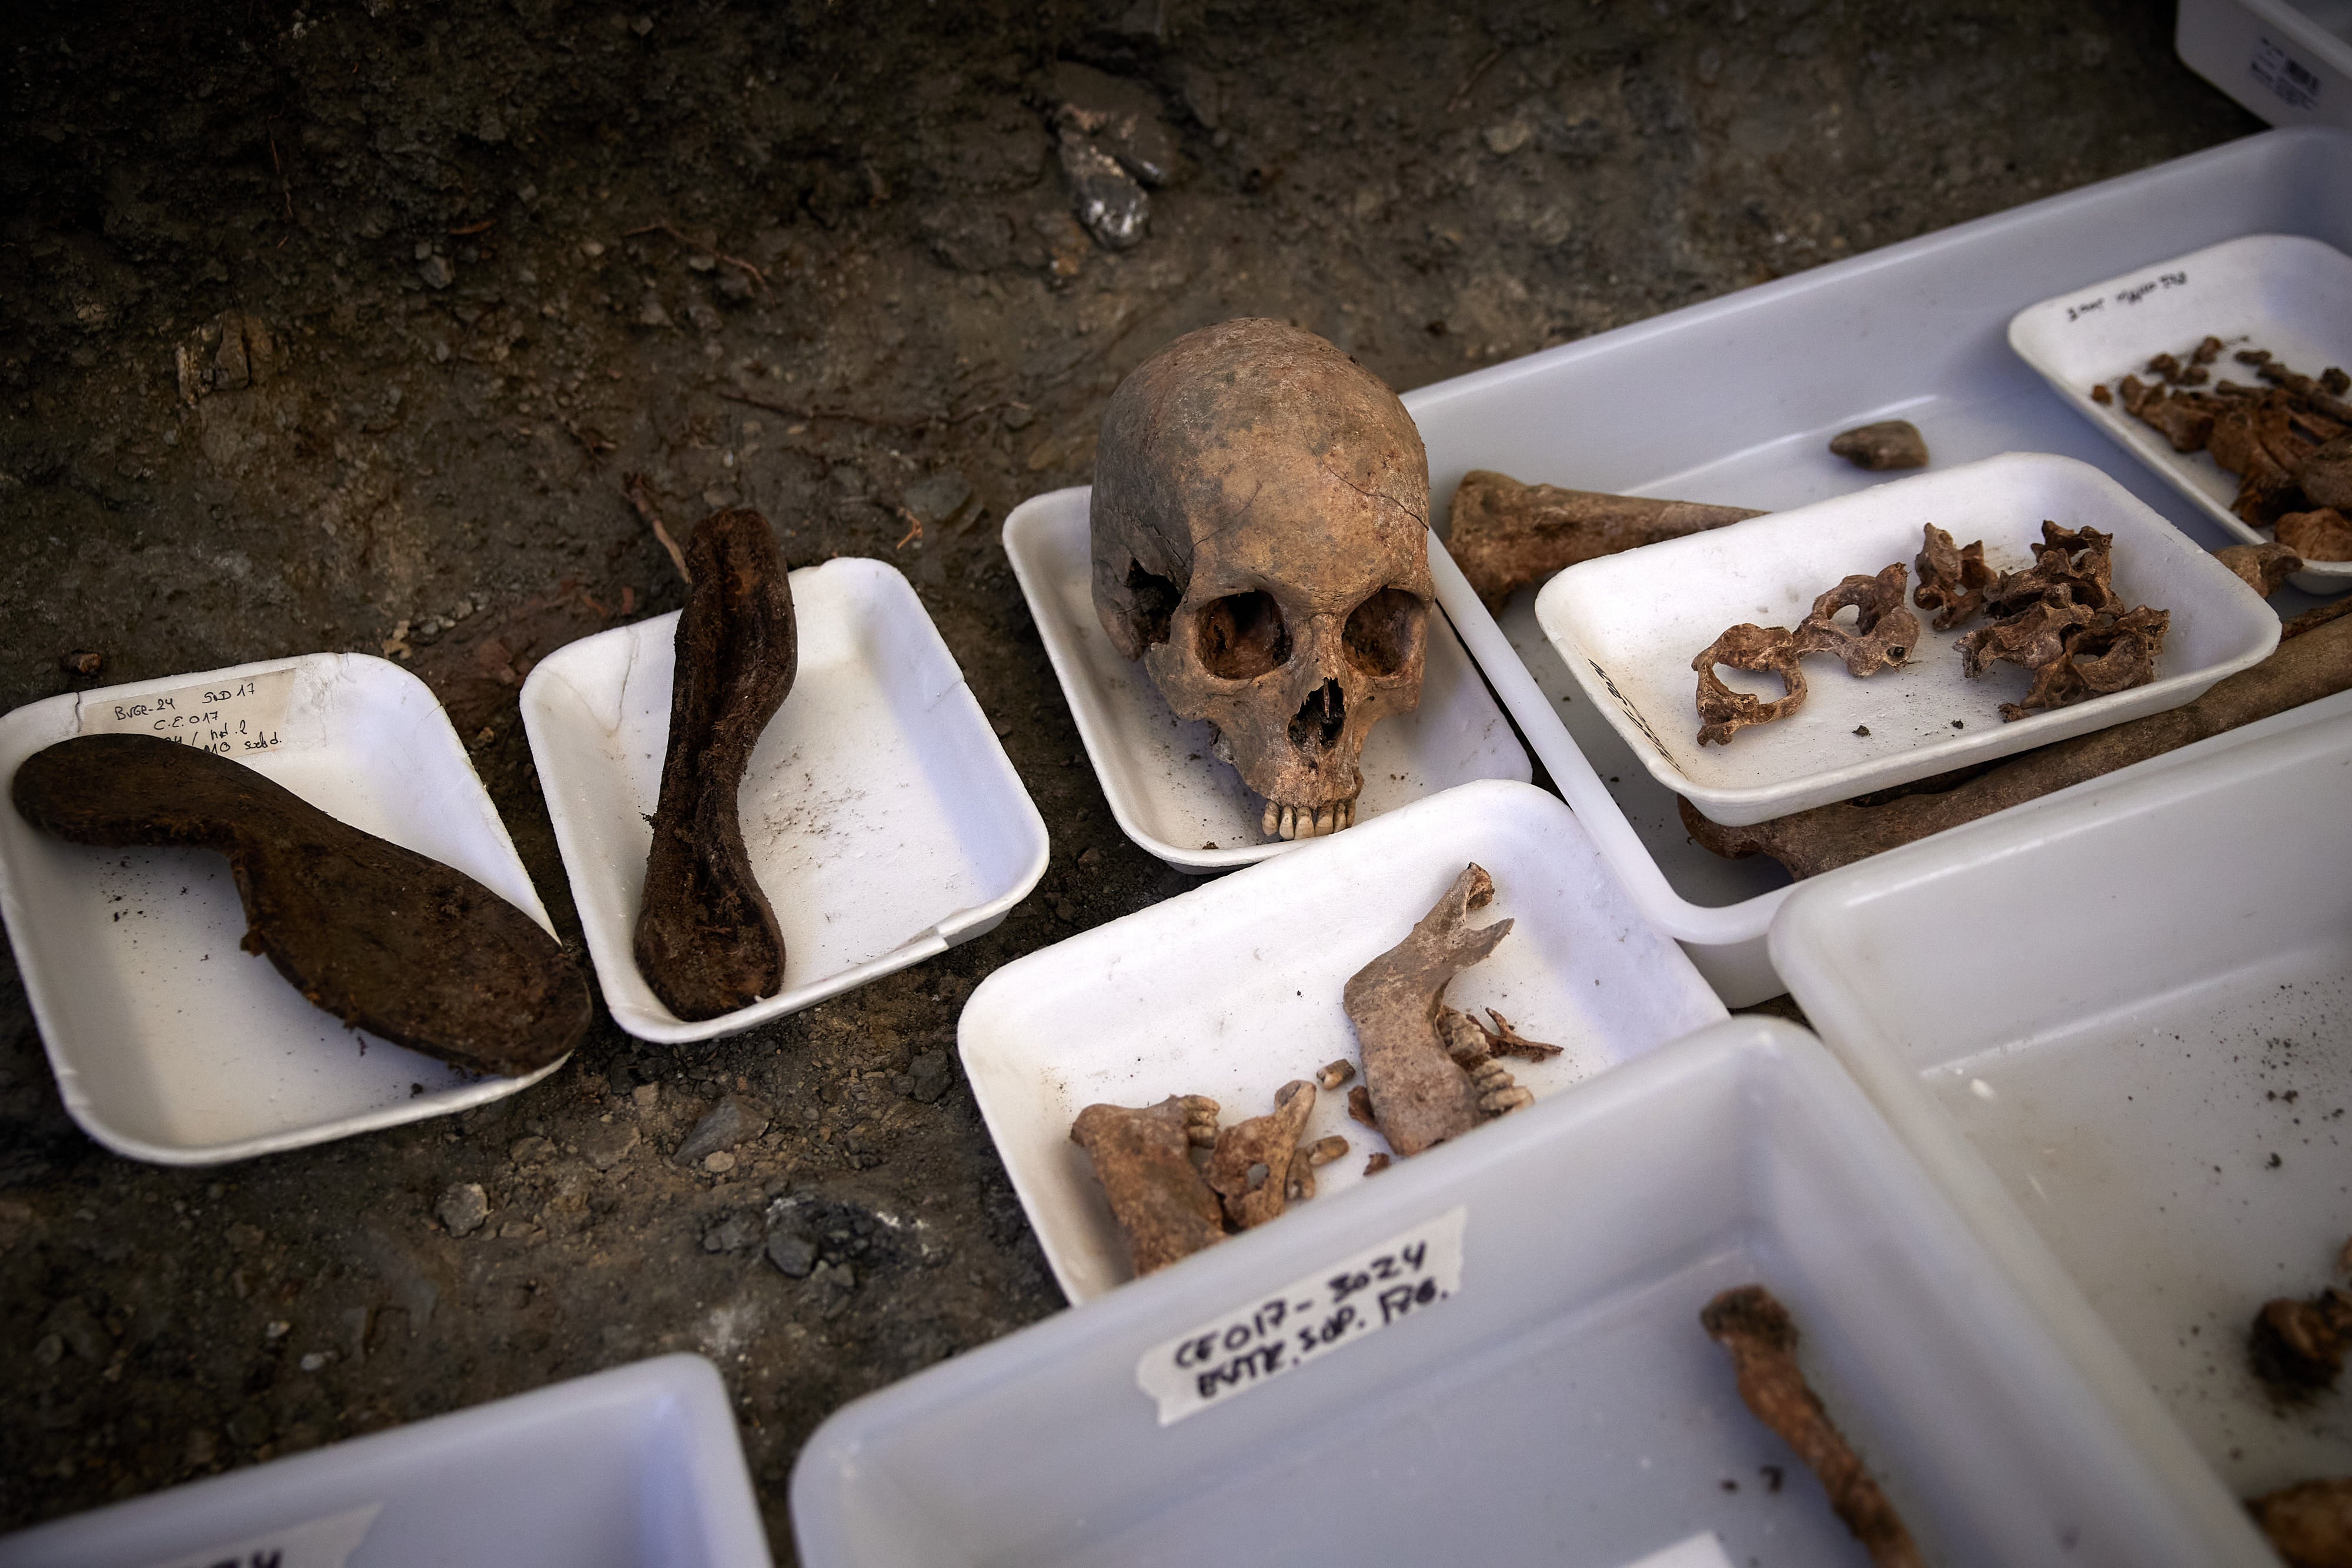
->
[0, 0, 2258, 1556]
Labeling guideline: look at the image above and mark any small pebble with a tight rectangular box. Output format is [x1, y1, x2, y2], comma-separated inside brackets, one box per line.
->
[417, 255, 455, 290]
[299, 1352, 329, 1372]
[1828, 419, 1928, 471]
[703, 1151, 736, 1174]
[766, 1231, 818, 1278]
[436, 1182, 489, 1238]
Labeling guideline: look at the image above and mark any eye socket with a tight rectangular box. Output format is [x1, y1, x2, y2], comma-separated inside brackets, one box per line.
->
[1194, 591, 1292, 680]
[1343, 588, 1426, 677]
[1122, 559, 1180, 648]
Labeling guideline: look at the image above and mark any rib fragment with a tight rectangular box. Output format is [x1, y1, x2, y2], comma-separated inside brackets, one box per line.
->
[12, 734, 590, 1076]
[1070, 1095, 1225, 1276]
[1702, 1285, 1923, 1568]
[634, 508, 799, 1020]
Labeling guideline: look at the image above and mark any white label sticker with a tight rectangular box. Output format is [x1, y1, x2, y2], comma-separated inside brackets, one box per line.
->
[139, 1500, 382, 1568]
[78, 668, 296, 757]
[1135, 1206, 1466, 1426]
[1616, 1532, 1737, 1568]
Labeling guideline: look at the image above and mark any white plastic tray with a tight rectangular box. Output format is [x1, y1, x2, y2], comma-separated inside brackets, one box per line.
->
[1535, 453, 2278, 825]
[1409, 126, 2352, 1003]
[1001, 487, 1529, 873]
[2008, 232, 2352, 593]
[520, 556, 1048, 1044]
[796, 1018, 2261, 1568]
[1772, 698, 2352, 1524]
[2179, 0, 2352, 136]
[0, 653, 567, 1165]
[0, 1355, 771, 1568]
[960, 778, 1726, 1303]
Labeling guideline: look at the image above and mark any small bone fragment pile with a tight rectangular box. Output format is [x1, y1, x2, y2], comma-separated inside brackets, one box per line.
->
[1933, 520, 2170, 721]
[1070, 1081, 1350, 1278]
[1691, 562, 1920, 745]
[2109, 338, 2352, 559]
[1342, 864, 1551, 1155]
[1702, 1285, 1923, 1568]
[1829, 419, 1929, 472]
[1679, 599, 2352, 878]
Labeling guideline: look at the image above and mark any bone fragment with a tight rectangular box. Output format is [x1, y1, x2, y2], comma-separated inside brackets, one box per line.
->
[2280, 507, 2352, 562]
[1070, 1095, 1225, 1276]
[1797, 562, 1919, 677]
[1693, 623, 1811, 745]
[1829, 419, 1929, 471]
[1344, 864, 1515, 1156]
[1305, 1135, 1349, 1166]
[2249, 1477, 2352, 1567]
[1702, 1285, 1923, 1568]
[2217, 541, 2304, 596]
[1315, 1058, 1357, 1091]
[1915, 524, 1995, 630]
[634, 509, 798, 1020]
[1445, 469, 1765, 609]
[2252, 1286, 2352, 1405]
[1475, 1008, 1563, 1061]
[1347, 1084, 1379, 1130]
[1680, 606, 2352, 878]
[1205, 1079, 1318, 1227]
[1363, 1152, 1391, 1175]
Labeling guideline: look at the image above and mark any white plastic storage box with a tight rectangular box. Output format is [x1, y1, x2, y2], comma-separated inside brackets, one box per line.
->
[0, 653, 567, 1164]
[793, 1018, 2266, 1567]
[958, 778, 1726, 1302]
[521, 557, 1049, 1042]
[1408, 126, 2352, 1004]
[0, 1355, 772, 1568]
[1772, 696, 2352, 1516]
[1001, 487, 1529, 874]
[2180, 0, 2352, 134]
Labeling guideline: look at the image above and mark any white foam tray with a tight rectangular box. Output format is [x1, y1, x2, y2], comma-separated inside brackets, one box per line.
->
[521, 556, 1048, 1044]
[1535, 453, 2278, 825]
[796, 1017, 2259, 1568]
[0, 1355, 771, 1568]
[0, 653, 567, 1165]
[2009, 232, 2352, 594]
[959, 778, 1726, 1304]
[1000, 487, 1529, 874]
[1409, 126, 2352, 1004]
[1772, 696, 2352, 1529]
[2179, 0, 2352, 137]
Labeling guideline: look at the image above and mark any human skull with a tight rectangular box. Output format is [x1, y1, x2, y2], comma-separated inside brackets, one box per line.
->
[1091, 319, 1432, 840]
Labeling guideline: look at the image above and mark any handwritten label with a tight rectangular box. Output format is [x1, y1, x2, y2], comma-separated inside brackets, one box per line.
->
[78, 668, 296, 756]
[1589, 658, 1679, 768]
[2251, 38, 2322, 112]
[139, 1501, 380, 1568]
[1135, 1206, 1466, 1426]
[2060, 269, 2190, 323]
[1617, 1532, 1736, 1568]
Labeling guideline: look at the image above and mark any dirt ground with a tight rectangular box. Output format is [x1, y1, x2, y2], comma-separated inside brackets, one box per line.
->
[0, 0, 2260, 1556]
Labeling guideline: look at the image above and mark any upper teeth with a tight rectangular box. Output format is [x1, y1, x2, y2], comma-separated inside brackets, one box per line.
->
[1261, 798, 1358, 840]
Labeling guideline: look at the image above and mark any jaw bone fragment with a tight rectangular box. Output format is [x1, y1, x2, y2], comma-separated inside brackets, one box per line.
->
[1205, 1079, 1318, 1228]
[1342, 863, 1535, 1158]
[1070, 1095, 1224, 1276]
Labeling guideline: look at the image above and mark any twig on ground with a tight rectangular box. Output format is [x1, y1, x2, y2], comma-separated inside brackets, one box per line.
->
[623, 472, 693, 585]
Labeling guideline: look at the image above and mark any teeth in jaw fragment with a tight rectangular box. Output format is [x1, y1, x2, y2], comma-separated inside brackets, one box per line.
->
[1262, 800, 1279, 836]
[1264, 799, 1362, 840]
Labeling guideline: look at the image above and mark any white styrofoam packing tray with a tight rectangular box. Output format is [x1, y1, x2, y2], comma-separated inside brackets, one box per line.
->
[960, 778, 1726, 1303]
[1535, 453, 2278, 825]
[2009, 232, 2352, 593]
[0, 1355, 771, 1568]
[1000, 488, 1529, 873]
[2179, 0, 2352, 137]
[1407, 126, 2352, 1002]
[0, 653, 567, 1165]
[794, 1018, 2263, 1567]
[520, 557, 1048, 1044]
[1772, 700, 2352, 1520]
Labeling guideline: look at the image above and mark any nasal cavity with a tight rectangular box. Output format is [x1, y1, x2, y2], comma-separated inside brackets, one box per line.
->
[1288, 679, 1347, 750]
